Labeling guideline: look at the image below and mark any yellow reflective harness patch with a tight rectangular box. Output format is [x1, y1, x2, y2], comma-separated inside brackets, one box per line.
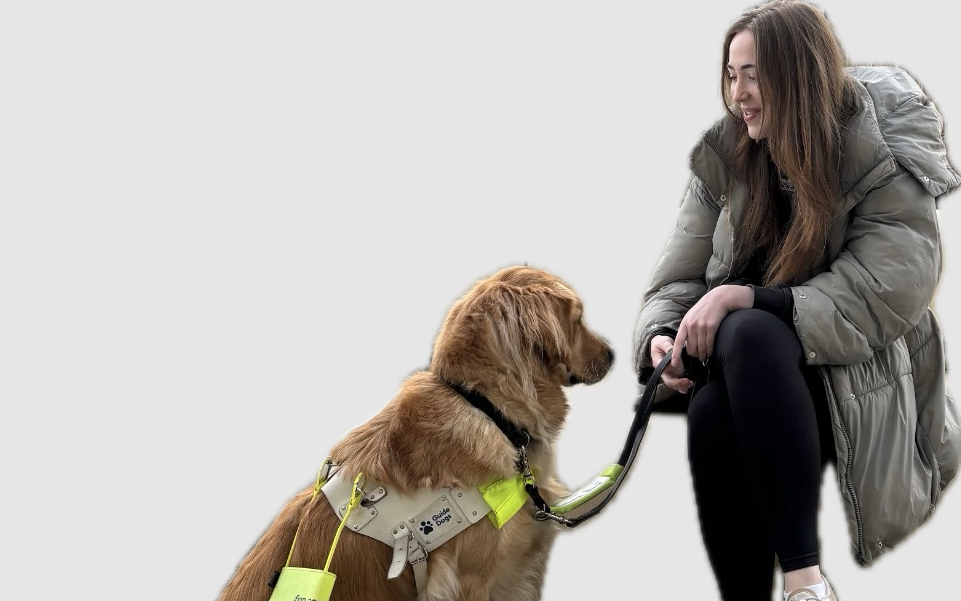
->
[479, 470, 535, 529]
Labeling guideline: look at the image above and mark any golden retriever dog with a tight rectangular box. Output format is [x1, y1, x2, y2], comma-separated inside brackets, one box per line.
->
[216, 265, 614, 601]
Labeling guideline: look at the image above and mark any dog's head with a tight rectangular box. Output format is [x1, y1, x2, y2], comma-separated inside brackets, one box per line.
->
[430, 266, 614, 406]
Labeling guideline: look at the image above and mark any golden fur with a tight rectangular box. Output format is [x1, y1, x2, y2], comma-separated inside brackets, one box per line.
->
[216, 266, 614, 601]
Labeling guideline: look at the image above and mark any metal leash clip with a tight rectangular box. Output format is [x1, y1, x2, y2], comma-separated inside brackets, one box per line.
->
[517, 445, 536, 485]
[533, 508, 575, 525]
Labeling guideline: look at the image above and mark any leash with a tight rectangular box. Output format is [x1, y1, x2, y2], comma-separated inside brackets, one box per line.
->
[531, 348, 674, 527]
[447, 348, 675, 528]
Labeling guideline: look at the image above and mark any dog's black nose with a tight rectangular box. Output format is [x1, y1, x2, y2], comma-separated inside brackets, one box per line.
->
[608, 346, 615, 365]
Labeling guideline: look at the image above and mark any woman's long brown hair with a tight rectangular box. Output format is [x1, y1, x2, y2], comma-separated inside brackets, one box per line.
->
[721, 0, 861, 285]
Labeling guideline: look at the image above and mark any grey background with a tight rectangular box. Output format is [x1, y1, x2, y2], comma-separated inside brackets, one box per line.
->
[2, 2, 958, 600]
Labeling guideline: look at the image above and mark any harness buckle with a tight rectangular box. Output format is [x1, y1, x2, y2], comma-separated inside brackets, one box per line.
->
[408, 545, 427, 564]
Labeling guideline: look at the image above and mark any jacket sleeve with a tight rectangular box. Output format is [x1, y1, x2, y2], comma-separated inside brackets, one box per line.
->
[633, 175, 722, 381]
[793, 167, 942, 365]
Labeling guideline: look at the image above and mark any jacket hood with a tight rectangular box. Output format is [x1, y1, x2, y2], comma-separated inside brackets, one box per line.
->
[848, 65, 960, 200]
[690, 65, 960, 205]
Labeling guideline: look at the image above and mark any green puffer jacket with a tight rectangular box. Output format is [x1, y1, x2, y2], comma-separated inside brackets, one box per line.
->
[633, 65, 961, 566]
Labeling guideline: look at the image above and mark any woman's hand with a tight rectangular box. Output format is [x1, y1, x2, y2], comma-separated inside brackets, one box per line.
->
[672, 284, 754, 370]
[650, 334, 694, 394]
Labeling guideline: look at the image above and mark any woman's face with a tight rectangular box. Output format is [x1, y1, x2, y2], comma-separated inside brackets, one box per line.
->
[727, 29, 768, 140]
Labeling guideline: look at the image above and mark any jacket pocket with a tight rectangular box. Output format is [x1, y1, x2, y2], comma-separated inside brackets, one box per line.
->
[907, 310, 961, 492]
[835, 339, 932, 551]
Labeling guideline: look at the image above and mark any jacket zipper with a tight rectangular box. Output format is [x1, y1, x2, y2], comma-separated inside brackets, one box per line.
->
[822, 367, 866, 564]
[721, 190, 742, 288]
[713, 216, 739, 289]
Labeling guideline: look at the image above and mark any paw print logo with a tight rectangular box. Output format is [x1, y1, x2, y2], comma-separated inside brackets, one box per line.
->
[419, 520, 434, 535]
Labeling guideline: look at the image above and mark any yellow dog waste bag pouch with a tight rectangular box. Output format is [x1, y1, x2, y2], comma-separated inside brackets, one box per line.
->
[268, 566, 335, 601]
[267, 462, 363, 601]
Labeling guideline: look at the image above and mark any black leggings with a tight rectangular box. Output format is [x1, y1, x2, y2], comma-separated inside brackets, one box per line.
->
[686, 309, 835, 601]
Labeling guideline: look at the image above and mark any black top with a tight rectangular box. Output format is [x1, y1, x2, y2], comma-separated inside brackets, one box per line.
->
[741, 162, 797, 332]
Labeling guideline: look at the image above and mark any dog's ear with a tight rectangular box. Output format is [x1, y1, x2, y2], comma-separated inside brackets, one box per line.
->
[490, 281, 574, 370]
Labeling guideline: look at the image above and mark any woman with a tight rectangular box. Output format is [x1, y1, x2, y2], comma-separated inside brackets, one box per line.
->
[632, 1, 961, 600]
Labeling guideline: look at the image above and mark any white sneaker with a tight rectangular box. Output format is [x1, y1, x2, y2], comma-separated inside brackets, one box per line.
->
[785, 575, 837, 601]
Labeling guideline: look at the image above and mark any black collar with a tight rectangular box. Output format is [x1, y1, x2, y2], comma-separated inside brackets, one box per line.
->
[446, 380, 531, 448]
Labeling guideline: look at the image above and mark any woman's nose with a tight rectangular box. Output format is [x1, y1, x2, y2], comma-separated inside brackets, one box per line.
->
[732, 79, 747, 102]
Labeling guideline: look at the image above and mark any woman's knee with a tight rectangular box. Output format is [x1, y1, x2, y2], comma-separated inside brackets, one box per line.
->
[714, 309, 800, 363]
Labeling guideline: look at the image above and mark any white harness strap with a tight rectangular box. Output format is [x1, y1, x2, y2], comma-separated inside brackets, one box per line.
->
[388, 522, 428, 590]
[388, 523, 413, 579]
[322, 470, 491, 594]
